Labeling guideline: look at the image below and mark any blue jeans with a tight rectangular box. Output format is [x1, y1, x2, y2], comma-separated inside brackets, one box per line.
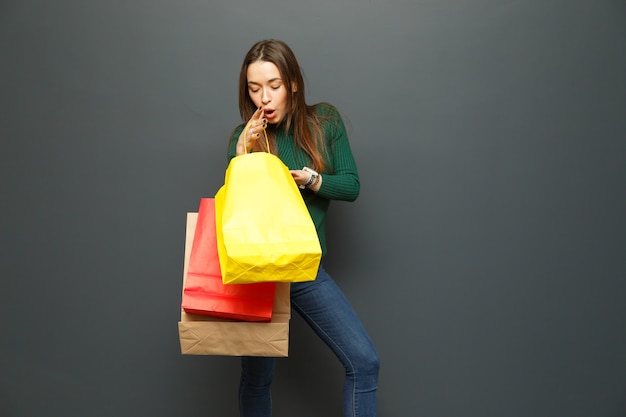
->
[239, 266, 380, 417]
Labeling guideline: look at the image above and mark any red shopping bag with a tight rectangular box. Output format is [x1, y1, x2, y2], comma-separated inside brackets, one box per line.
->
[181, 198, 276, 322]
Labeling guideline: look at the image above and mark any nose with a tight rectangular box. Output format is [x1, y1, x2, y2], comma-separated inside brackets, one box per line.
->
[261, 88, 270, 104]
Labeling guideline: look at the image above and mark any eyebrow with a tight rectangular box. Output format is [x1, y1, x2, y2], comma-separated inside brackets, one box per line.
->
[248, 78, 283, 86]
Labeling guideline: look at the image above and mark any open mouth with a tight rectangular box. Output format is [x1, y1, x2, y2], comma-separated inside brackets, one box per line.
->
[264, 109, 276, 119]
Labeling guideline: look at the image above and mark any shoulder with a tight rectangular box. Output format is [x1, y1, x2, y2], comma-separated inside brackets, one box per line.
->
[312, 102, 340, 119]
[233, 123, 246, 135]
[229, 123, 245, 141]
[311, 102, 345, 133]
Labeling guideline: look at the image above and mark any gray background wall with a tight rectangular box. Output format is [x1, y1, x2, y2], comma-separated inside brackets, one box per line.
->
[1, 1, 625, 416]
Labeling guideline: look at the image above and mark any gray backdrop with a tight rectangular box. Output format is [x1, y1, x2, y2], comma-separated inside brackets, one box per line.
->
[1, 1, 625, 416]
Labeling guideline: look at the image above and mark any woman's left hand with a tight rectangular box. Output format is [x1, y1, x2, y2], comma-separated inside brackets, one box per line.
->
[290, 169, 322, 192]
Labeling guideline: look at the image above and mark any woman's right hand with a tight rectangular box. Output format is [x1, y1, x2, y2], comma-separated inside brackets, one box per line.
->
[236, 107, 267, 155]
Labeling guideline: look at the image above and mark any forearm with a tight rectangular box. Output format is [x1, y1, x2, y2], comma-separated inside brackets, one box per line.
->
[316, 172, 359, 201]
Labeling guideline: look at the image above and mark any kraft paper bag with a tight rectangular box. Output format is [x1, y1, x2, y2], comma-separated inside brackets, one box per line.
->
[182, 198, 276, 322]
[214, 149, 321, 284]
[178, 212, 290, 357]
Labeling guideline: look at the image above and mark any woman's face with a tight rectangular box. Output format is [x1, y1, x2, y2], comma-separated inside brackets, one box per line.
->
[246, 60, 291, 124]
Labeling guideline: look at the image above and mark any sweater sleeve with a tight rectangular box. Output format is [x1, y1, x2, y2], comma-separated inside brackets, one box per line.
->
[316, 105, 360, 202]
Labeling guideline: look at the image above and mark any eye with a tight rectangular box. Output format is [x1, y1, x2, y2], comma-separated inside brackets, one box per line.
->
[271, 84, 282, 90]
[249, 87, 260, 93]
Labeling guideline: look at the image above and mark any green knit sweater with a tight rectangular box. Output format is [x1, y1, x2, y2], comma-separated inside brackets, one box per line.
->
[227, 103, 360, 257]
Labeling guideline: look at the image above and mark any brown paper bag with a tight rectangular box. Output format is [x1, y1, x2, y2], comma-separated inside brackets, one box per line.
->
[178, 213, 290, 356]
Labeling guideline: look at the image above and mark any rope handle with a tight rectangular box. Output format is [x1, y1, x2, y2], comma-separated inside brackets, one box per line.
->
[243, 125, 270, 154]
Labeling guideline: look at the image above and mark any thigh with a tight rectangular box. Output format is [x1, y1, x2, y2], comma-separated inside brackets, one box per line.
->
[290, 266, 377, 363]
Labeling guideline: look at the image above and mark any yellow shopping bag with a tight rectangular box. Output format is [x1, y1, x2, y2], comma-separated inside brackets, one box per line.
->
[215, 130, 322, 284]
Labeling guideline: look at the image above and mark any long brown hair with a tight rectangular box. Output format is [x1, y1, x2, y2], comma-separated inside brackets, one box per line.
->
[238, 39, 326, 172]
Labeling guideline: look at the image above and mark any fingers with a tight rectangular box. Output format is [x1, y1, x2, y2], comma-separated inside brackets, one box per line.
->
[246, 111, 268, 140]
[238, 108, 268, 155]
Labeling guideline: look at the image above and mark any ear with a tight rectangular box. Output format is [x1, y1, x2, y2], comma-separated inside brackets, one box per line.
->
[291, 82, 298, 93]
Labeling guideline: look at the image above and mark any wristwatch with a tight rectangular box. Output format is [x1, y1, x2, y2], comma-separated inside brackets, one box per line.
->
[299, 167, 319, 189]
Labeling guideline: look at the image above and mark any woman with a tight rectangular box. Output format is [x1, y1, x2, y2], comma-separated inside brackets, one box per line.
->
[228, 39, 380, 417]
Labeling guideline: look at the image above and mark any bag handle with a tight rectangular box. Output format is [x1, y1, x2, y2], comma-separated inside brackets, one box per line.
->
[244, 126, 270, 154]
